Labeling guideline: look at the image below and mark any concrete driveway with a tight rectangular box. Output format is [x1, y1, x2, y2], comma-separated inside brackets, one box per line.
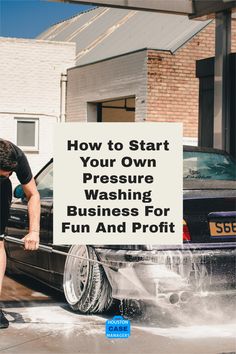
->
[0, 275, 236, 354]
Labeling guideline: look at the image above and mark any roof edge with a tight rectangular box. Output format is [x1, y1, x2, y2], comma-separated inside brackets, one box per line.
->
[171, 19, 213, 54]
[68, 47, 172, 70]
[0, 36, 76, 47]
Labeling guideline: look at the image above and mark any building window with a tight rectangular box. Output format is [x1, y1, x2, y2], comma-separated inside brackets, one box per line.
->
[16, 118, 39, 151]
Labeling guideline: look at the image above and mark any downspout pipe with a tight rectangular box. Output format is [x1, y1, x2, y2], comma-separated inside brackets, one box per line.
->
[60, 73, 67, 123]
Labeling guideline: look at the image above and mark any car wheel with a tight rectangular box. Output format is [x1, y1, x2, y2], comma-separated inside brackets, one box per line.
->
[63, 245, 113, 314]
[119, 299, 146, 319]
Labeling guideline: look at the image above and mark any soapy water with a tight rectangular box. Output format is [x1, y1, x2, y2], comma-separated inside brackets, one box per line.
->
[118, 290, 236, 330]
[109, 248, 222, 301]
[5, 295, 235, 342]
[133, 294, 236, 342]
[3, 284, 236, 344]
[114, 248, 236, 330]
[113, 293, 236, 347]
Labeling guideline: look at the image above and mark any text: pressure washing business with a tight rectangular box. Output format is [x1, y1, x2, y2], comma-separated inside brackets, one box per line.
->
[53, 123, 183, 245]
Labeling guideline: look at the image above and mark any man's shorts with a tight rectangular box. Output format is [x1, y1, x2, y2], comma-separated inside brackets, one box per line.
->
[0, 178, 12, 236]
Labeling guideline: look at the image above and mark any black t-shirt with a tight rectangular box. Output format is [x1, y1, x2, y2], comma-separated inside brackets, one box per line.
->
[1, 139, 33, 185]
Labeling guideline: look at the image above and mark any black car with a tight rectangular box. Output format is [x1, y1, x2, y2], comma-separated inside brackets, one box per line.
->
[5, 146, 236, 314]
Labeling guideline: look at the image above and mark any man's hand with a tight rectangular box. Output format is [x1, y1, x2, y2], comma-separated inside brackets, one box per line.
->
[22, 231, 39, 251]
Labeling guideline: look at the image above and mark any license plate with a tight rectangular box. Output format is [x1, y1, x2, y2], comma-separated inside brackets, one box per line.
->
[209, 221, 236, 237]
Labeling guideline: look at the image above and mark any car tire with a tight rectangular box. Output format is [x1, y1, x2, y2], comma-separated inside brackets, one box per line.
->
[63, 245, 113, 314]
[119, 299, 146, 319]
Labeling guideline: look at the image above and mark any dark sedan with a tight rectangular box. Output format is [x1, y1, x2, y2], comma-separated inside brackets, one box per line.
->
[5, 146, 236, 314]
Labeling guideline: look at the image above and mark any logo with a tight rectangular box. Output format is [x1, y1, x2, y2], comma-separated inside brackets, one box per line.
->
[105, 316, 131, 339]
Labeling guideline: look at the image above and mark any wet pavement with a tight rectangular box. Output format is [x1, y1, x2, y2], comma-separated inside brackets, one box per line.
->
[0, 275, 236, 354]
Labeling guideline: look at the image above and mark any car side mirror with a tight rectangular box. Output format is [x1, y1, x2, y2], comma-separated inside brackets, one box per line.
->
[14, 184, 25, 199]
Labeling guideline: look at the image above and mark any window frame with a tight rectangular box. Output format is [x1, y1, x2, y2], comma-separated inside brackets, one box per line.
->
[35, 161, 53, 200]
[15, 117, 39, 152]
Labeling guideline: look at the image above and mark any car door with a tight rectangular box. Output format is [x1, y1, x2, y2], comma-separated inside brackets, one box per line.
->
[6, 161, 53, 283]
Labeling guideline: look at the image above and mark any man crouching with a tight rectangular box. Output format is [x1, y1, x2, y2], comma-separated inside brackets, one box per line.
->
[0, 138, 40, 329]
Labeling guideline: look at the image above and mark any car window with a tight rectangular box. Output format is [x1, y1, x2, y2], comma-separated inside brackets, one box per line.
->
[183, 151, 236, 181]
[36, 162, 53, 198]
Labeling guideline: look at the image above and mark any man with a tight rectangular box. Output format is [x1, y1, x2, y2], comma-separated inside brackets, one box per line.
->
[0, 138, 40, 329]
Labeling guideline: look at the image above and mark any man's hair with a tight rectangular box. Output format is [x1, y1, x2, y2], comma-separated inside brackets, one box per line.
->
[0, 139, 18, 171]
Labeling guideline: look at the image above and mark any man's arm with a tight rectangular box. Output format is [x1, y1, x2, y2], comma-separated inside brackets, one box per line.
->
[22, 178, 40, 250]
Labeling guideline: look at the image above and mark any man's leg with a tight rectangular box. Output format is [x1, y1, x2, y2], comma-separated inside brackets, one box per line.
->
[0, 239, 6, 297]
[0, 178, 12, 294]
[0, 178, 12, 328]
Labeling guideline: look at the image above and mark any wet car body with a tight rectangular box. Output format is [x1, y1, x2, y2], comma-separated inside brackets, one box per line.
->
[5, 146, 236, 312]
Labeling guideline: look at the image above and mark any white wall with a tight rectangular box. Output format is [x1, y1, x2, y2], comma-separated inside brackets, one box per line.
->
[66, 50, 148, 122]
[0, 37, 76, 184]
[0, 114, 57, 186]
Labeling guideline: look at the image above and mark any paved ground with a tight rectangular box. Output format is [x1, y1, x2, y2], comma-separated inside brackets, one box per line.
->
[0, 275, 236, 354]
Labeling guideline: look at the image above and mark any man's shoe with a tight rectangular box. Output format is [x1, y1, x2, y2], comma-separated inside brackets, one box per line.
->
[0, 309, 9, 329]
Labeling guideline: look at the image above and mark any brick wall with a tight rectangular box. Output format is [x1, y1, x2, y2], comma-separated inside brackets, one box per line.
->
[147, 20, 236, 138]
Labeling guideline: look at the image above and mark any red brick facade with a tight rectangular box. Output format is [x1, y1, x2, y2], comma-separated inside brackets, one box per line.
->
[147, 21, 236, 138]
